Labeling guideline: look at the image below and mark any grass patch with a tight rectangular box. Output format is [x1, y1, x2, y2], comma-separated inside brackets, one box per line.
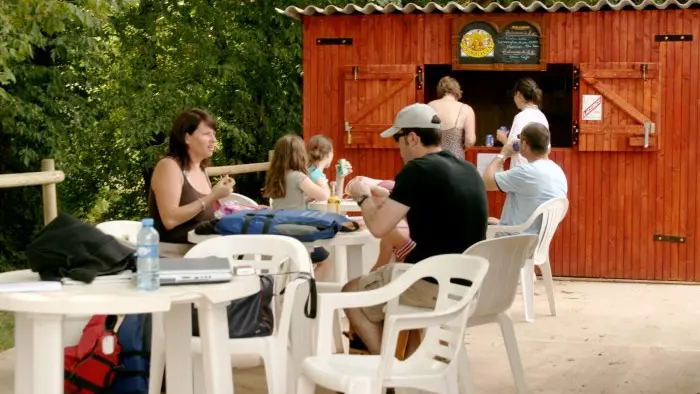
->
[0, 312, 13, 351]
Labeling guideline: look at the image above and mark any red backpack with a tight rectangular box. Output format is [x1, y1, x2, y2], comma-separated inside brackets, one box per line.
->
[64, 315, 123, 393]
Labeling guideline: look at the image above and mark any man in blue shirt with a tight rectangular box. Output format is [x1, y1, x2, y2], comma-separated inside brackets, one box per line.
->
[482, 122, 568, 234]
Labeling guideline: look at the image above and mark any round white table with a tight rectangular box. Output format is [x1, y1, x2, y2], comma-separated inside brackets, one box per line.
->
[0, 269, 260, 394]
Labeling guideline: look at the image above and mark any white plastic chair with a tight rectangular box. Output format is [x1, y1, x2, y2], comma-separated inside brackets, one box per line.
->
[148, 234, 315, 394]
[96, 220, 142, 245]
[486, 197, 569, 322]
[220, 192, 259, 206]
[390, 235, 538, 394]
[297, 254, 490, 394]
[462, 234, 538, 394]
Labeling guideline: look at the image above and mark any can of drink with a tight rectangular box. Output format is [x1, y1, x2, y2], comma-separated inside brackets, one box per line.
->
[485, 134, 494, 147]
[337, 158, 350, 177]
[513, 140, 520, 152]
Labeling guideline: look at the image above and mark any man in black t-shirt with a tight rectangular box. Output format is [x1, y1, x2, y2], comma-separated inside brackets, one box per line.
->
[345, 103, 488, 355]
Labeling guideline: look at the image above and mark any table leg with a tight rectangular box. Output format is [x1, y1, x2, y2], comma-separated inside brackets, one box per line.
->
[21, 313, 63, 394]
[196, 301, 234, 394]
[165, 303, 194, 394]
[13, 312, 33, 394]
[333, 245, 348, 284]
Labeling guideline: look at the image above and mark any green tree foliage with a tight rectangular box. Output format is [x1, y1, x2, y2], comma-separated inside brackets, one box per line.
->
[0, 0, 122, 270]
[0, 0, 306, 269]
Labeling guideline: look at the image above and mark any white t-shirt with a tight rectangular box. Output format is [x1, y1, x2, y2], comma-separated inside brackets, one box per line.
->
[508, 107, 549, 167]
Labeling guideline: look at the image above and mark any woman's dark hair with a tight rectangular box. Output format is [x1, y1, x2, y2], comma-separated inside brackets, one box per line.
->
[512, 78, 543, 107]
[167, 108, 216, 170]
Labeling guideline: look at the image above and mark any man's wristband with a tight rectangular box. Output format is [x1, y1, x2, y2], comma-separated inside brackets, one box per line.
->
[356, 194, 371, 207]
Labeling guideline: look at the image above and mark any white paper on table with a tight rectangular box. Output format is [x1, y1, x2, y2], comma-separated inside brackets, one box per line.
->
[0, 281, 62, 293]
[476, 153, 498, 176]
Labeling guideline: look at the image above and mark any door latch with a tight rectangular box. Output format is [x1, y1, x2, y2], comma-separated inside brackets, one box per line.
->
[345, 121, 352, 144]
[643, 122, 655, 148]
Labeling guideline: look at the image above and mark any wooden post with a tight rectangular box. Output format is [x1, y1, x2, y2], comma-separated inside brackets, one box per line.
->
[268, 150, 274, 162]
[41, 159, 58, 225]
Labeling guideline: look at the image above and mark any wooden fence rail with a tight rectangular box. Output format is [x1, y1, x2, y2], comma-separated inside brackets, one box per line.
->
[0, 153, 274, 225]
[0, 159, 63, 225]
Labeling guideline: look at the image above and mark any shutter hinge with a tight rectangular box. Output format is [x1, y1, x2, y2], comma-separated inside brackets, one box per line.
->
[572, 122, 579, 145]
[572, 67, 580, 90]
[416, 66, 423, 90]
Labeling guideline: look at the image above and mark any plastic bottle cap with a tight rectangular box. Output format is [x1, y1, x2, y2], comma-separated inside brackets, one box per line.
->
[142, 218, 154, 227]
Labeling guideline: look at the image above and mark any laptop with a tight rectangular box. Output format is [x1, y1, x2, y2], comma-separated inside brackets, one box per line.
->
[159, 257, 233, 285]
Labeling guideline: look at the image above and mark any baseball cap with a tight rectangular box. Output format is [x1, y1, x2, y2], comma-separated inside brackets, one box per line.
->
[380, 103, 441, 138]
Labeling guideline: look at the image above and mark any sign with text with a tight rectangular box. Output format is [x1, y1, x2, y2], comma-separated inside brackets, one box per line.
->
[452, 18, 545, 70]
[582, 94, 603, 121]
[495, 22, 541, 64]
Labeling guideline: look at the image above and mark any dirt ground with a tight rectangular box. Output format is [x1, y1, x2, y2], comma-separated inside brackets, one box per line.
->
[0, 279, 698, 393]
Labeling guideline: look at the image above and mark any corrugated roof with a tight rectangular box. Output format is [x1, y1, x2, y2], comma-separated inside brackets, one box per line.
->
[276, 0, 700, 19]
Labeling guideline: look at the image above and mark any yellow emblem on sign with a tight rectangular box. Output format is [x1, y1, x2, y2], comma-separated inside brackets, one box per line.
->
[460, 29, 495, 58]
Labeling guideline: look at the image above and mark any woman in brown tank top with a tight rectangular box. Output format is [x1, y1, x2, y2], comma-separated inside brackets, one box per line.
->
[148, 108, 234, 249]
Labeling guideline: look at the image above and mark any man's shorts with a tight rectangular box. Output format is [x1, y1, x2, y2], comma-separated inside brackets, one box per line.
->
[357, 263, 438, 323]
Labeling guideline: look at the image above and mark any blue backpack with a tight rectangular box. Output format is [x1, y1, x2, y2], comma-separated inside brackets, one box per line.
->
[215, 209, 359, 242]
[111, 314, 152, 393]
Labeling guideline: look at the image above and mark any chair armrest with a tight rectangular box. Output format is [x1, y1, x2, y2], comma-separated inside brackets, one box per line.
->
[486, 222, 533, 239]
[375, 304, 471, 382]
[313, 275, 426, 356]
[316, 282, 344, 293]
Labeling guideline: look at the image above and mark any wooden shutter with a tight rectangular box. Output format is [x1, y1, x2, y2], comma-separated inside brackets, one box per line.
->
[578, 63, 661, 152]
[343, 65, 418, 149]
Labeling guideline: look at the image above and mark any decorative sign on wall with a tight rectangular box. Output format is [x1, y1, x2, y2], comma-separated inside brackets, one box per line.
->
[452, 17, 546, 70]
[457, 22, 499, 64]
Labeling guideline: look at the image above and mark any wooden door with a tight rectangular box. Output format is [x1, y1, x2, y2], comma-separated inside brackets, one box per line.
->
[343, 64, 419, 149]
[578, 62, 661, 152]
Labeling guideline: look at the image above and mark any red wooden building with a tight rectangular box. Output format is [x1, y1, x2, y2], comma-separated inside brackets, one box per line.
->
[277, 0, 700, 282]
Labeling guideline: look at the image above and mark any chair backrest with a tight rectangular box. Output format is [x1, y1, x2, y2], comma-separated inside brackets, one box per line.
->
[96, 220, 142, 245]
[388, 255, 489, 372]
[184, 234, 313, 340]
[220, 192, 258, 206]
[531, 197, 569, 263]
[463, 234, 538, 320]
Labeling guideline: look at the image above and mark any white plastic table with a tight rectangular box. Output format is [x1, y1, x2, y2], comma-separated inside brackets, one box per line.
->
[307, 199, 361, 213]
[0, 269, 260, 394]
[187, 229, 378, 284]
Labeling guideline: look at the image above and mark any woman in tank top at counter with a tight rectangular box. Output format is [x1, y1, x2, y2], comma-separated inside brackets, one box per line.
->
[427, 76, 476, 160]
[496, 78, 550, 169]
[148, 108, 234, 257]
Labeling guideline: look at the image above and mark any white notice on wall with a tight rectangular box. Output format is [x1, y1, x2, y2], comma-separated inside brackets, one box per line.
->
[476, 153, 498, 176]
[582, 94, 603, 121]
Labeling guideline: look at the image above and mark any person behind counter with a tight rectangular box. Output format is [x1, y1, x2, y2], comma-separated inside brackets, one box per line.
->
[148, 108, 234, 257]
[427, 76, 476, 160]
[496, 77, 549, 168]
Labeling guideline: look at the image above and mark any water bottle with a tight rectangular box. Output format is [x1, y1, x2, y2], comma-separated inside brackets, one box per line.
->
[136, 218, 160, 291]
